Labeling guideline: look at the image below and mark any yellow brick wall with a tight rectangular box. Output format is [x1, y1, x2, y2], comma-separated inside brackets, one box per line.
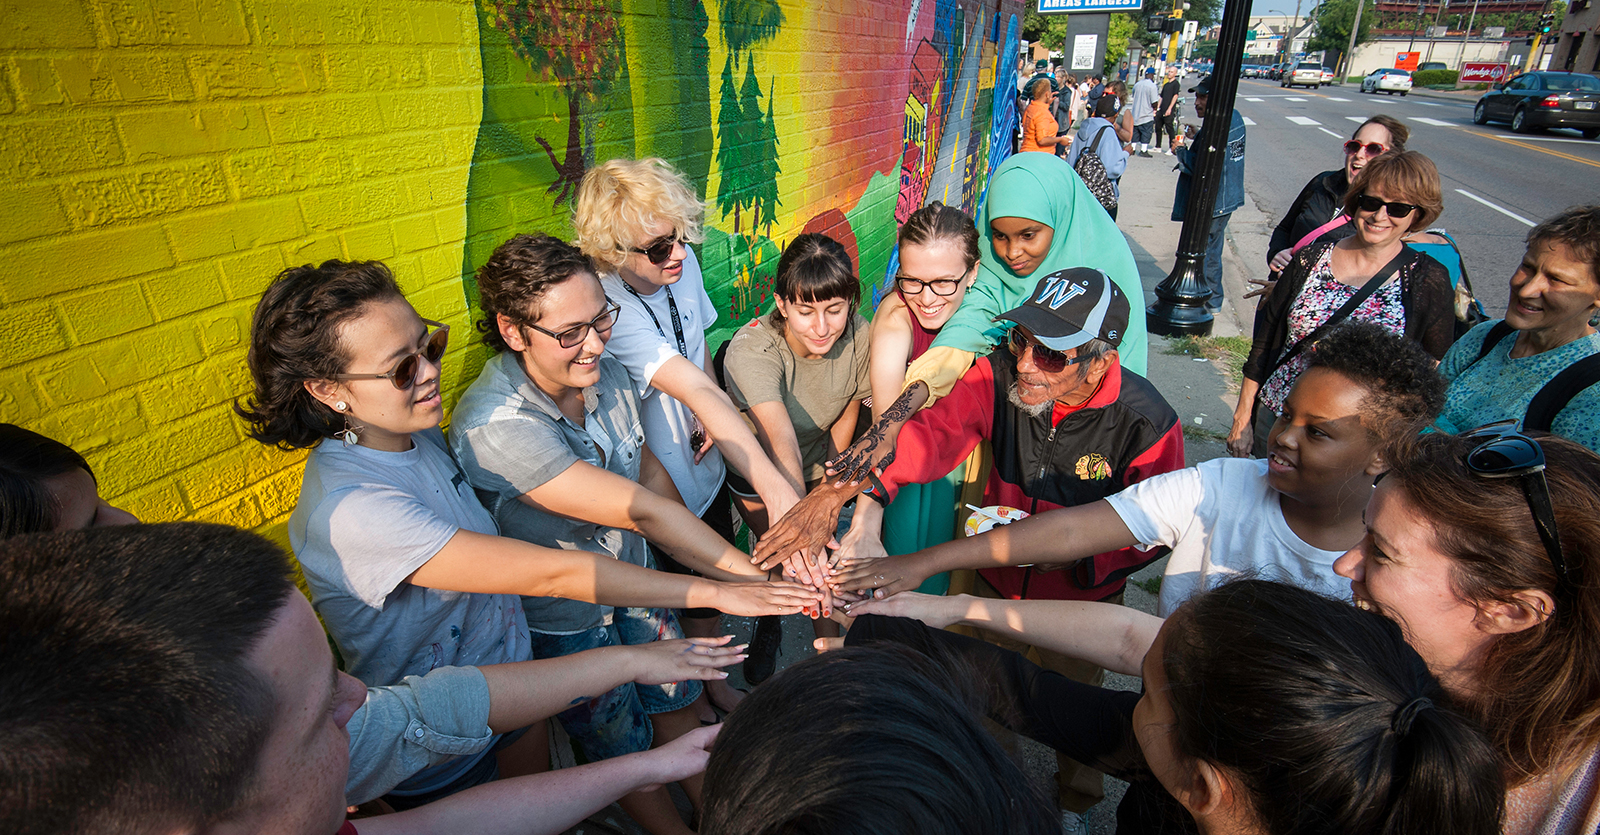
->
[0, 0, 485, 542]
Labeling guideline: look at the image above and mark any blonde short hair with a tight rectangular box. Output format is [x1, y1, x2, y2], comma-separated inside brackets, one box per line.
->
[572, 158, 708, 270]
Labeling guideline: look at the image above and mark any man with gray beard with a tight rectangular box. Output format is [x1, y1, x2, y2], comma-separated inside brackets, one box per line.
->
[831, 268, 1182, 819]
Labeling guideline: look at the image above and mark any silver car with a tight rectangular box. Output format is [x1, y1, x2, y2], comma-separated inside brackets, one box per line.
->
[1362, 68, 1413, 96]
[1283, 61, 1324, 89]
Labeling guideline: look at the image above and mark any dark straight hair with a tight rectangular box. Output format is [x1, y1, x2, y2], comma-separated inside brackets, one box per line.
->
[0, 424, 93, 539]
[770, 232, 861, 329]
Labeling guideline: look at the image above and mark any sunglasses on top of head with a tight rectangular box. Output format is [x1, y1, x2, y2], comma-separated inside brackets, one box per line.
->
[632, 234, 685, 266]
[334, 319, 450, 390]
[1460, 420, 1571, 593]
[1343, 140, 1388, 157]
[1006, 327, 1089, 374]
[526, 301, 621, 349]
[1354, 193, 1420, 219]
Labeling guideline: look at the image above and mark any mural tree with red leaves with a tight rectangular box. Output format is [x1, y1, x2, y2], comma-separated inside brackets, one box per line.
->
[489, 0, 624, 205]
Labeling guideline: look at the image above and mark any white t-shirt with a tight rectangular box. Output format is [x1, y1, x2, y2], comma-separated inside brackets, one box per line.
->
[600, 245, 725, 515]
[288, 428, 531, 687]
[1104, 457, 1350, 617]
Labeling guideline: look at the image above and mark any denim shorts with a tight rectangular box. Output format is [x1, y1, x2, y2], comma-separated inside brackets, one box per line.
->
[528, 606, 703, 763]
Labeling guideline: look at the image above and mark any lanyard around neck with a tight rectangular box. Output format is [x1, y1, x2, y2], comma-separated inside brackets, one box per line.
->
[621, 281, 688, 358]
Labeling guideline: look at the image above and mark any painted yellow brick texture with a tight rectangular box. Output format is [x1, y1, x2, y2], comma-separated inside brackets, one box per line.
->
[0, 0, 484, 536]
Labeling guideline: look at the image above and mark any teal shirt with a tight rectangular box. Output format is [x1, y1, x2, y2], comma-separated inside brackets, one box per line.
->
[1437, 319, 1600, 452]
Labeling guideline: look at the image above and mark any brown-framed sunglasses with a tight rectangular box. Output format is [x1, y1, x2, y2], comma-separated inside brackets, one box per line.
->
[633, 235, 684, 266]
[334, 319, 449, 390]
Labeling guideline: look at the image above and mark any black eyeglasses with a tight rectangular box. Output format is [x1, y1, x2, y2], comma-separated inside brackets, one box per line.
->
[526, 301, 620, 348]
[1461, 420, 1570, 588]
[632, 235, 684, 266]
[1355, 193, 1420, 219]
[1343, 140, 1388, 157]
[895, 275, 962, 297]
[334, 319, 449, 390]
[1006, 327, 1087, 374]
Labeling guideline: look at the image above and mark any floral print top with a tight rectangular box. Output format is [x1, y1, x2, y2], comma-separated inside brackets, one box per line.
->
[1259, 246, 1406, 415]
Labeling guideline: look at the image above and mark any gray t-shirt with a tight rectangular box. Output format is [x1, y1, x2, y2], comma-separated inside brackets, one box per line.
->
[450, 351, 651, 635]
[289, 427, 530, 686]
[1131, 77, 1160, 125]
[723, 313, 871, 484]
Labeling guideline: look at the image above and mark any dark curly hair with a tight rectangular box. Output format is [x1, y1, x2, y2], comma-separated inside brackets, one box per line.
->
[474, 233, 599, 353]
[235, 260, 402, 450]
[1305, 320, 1445, 443]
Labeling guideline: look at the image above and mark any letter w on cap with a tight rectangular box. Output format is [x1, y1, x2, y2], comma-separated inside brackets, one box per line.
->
[1035, 277, 1087, 310]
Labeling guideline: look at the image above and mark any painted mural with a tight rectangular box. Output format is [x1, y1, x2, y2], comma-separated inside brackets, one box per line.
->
[0, 0, 1021, 535]
[461, 0, 1021, 365]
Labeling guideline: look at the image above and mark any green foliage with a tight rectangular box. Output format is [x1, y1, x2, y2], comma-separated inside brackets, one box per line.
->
[1022, 8, 1073, 51]
[1308, 0, 1374, 54]
[719, 0, 785, 54]
[489, 0, 622, 99]
[1105, 13, 1140, 74]
[1141, 0, 1220, 30]
[1191, 40, 1218, 59]
[1412, 69, 1458, 85]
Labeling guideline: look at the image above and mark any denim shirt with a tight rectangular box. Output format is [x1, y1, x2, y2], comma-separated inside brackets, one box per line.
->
[1172, 109, 1246, 221]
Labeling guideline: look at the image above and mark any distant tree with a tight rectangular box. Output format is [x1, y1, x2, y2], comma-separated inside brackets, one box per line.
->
[489, 0, 624, 205]
[1105, 14, 1141, 74]
[1308, 0, 1375, 54]
[1022, 8, 1072, 52]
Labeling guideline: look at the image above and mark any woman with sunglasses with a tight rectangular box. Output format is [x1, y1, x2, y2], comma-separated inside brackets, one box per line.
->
[239, 259, 817, 810]
[1336, 428, 1600, 835]
[447, 234, 814, 834]
[1265, 115, 1408, 274]
[1229, 150, 1456, 458]
[1434, 206, 1600, 453]
[840, 579, 1504, 835]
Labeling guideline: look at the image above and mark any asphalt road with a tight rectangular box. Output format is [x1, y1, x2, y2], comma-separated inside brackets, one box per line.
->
[1228, 77, 1600, 317]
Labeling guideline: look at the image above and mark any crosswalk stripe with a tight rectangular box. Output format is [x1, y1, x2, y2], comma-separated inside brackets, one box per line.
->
[1455, 188, 1536, 226]
[1417, 101, 1442, 107]
[1326, 97, 1351, 102]
[1318, 127, 1344, 138]
[1345, 116, 1367, 123]
[1242, 115, 1257, 126]
[1245, 97, 1264, 102]
[1286, 97, 1307, 102]
[1287, 115, 1321, 125]
[1411, 117, 1455, 126]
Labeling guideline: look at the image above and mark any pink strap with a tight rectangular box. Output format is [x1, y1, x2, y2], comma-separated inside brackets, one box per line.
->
[1291, 214, 1349, 254]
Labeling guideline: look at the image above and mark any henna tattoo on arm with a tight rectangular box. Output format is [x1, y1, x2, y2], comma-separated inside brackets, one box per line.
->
[826, 383, 925, 485]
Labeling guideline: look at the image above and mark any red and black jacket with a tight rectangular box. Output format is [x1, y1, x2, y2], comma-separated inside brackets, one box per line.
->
[875, 348, 1184, 601]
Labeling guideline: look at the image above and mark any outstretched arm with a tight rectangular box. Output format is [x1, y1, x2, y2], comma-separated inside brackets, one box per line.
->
[361, 725, 722, 835]
[832, 500, 1138, 597]
[824, 382, 927, 486]
[409, 529, 820, 617]
[845, 592, 1160, 676]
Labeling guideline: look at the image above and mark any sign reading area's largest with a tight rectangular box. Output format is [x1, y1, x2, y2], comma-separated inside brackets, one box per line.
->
[1039, 0, 1145, 12]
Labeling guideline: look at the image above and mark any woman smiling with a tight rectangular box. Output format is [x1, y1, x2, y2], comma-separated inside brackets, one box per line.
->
[1231, 150, 1455, 458]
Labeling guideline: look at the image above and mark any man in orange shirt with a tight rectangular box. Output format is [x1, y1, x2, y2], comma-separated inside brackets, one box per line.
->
[1018, 77, 1070, 155]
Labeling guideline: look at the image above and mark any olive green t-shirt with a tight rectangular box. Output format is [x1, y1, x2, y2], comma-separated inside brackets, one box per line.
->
[723, 313, 871, 484]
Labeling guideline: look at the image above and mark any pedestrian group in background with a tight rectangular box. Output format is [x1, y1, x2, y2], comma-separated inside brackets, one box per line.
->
[7, 68, 1600, 835]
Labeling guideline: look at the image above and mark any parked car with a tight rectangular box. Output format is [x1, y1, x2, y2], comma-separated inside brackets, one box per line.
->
[1242, 64, 1264, 78]
[1473, 71, 1600, 139]
[1320, 66, 1335, 84]
[1272, 63, 1288, 79]
[1417, 61, 1448, 72]
[1283, 61, 1325, 88]
[1362, 68, 1413, 95]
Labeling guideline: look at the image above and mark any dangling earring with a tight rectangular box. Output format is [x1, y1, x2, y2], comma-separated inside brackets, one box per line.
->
[333, 401, 361, 446]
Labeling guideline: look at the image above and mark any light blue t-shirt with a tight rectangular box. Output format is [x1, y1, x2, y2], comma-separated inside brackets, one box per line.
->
[1437, 319, 1600, 452]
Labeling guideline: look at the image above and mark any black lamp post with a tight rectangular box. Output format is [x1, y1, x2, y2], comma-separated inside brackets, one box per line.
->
[1146, 0, 1253, 336]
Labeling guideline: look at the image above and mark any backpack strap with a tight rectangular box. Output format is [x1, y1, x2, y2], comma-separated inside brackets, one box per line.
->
[1524, 352, 1600, 432]
[1471, 321, 1517, 367]
[1090, 124, 1113, 149]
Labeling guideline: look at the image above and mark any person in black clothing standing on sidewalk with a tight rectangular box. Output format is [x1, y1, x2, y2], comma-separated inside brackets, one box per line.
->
[1154, 67, 1182, 155]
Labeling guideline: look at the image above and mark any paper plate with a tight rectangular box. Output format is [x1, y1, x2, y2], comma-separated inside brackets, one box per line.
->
[963, 505, 1030, 537]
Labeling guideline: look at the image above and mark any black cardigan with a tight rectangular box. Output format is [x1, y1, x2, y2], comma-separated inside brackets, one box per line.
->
[1242, 240, 1456, 385]
[1266, 170, 1355, 263]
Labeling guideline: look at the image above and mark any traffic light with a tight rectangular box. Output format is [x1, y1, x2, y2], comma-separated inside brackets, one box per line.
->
[1538, 12, 1554, 34]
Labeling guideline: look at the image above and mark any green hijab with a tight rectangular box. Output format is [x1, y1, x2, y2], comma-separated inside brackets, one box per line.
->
[930, 153, 1146, 375]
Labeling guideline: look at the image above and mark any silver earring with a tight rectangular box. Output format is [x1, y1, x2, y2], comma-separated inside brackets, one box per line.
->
[335, 401, 348, 412]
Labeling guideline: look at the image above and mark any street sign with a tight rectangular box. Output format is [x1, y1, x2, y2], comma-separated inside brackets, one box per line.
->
[1461, 62, 1510, 84]
[1071, 33, 1100, 69]
[1182, 20, 1198, 41]
[1040, 0, 1144, 12]
[1395, 52, 1420, 70]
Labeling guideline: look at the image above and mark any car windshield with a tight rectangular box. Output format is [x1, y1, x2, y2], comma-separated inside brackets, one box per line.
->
[1545, 74, 1600, 92]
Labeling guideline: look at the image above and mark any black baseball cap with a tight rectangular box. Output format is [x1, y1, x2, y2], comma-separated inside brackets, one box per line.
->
[997, 268, 1129, 351]
[1190, 75, 1214, 95]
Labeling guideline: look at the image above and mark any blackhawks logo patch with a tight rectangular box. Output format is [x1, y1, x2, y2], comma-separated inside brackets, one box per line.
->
[1075, 453, 1112, 480]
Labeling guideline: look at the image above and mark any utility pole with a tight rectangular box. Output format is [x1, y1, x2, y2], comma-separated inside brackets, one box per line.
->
[1407, 0, 1425, 54]
[1289, 0, 1304, 60]
[1456, 0, 1482, 67]
[1344, 0, 1368, 81]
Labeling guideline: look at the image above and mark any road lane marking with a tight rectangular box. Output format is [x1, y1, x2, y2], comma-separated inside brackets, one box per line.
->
[1318, 127, 1344, 138]
[1468, 130, 1600, 169]
[1287, 116, 1321, 125]
[1411, 117, 1455, 126]
[1418, 101, 1442, 106]
[1245, 97, 1264, 102]
[1242, 116, 1256, 125]
[1454, 189, 1536, 226]
[1286, 97, 1307, 102]
[1345, 116, 1367, 123]
[1499, 134, 1600, 145]
[1326, 97, 1351, 102]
